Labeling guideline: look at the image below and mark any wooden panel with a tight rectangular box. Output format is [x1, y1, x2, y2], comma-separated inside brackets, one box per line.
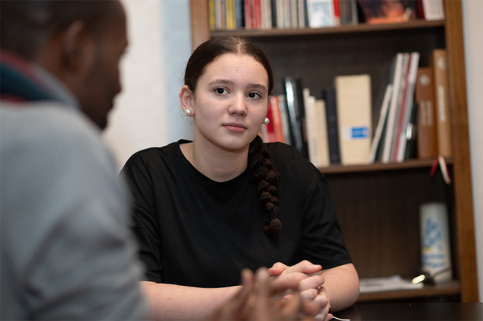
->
[190, 0, 210, 50]
[443, 0, 479, 303]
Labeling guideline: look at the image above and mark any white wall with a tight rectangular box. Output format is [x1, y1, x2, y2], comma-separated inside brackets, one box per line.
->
[105, 0, 482, 301]
[103, 0, 192, 170]
[462, 0, 483, 302]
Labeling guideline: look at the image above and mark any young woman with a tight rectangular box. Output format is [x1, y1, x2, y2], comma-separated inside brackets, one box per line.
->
[121, 36, 359, 321]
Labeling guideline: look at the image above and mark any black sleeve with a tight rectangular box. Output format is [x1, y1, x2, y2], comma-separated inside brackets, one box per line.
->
[300, 168, 352, 269]
[121, 152, 163, 283]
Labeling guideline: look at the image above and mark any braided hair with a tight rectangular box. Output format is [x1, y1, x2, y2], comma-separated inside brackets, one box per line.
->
[248, 135, 282, 237]
[184, 36, 282, 237]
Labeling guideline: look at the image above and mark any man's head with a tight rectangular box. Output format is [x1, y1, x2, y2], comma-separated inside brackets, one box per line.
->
[0, 0, 128, 129]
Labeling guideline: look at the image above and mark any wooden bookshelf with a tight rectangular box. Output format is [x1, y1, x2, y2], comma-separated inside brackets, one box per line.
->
[189, 0, 478, 303]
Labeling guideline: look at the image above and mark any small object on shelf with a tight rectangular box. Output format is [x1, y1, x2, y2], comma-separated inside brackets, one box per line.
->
[358, 0, 417, 24]
[420, 202, 452, 283]
[360, 275, 423, 293]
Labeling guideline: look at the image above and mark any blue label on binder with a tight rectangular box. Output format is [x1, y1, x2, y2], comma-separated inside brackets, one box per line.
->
[351, 127, 369, 139]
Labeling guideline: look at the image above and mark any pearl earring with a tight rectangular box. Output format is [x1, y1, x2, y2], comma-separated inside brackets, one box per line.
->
[264, 117, 270, 125]
[185, 109, 192, 116]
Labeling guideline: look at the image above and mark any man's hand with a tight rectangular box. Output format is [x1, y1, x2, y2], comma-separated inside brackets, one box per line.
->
[209, 268, 318, 321]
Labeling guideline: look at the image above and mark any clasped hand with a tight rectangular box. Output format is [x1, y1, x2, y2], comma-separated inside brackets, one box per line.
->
[268, 260, 332, 321]
[209, 267, 318, 321]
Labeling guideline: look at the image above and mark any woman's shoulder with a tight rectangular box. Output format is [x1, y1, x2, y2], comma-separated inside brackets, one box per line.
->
[265, 142, 312, 167]
[265, 142, 325, 184]
[123, 140, 188, 169]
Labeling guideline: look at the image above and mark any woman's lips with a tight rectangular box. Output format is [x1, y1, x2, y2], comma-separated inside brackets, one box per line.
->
[223, 122, 247, 133]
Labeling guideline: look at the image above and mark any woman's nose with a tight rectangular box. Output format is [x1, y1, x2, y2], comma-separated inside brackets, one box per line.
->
[229, 93, 247, 116]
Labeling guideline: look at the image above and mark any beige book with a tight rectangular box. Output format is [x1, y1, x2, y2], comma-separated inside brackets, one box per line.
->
[335, 74, 372, 165]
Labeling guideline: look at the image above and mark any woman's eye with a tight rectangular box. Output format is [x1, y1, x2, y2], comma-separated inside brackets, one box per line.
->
[214, 88, 227, 95]
[248, 92, 261, 99]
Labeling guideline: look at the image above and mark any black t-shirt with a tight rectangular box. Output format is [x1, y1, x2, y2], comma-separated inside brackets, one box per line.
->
[121, 140, 351, 288]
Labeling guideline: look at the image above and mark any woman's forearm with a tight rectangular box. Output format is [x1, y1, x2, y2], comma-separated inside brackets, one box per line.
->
[140, 281, 240, 320]
[320, 263, 360, 312]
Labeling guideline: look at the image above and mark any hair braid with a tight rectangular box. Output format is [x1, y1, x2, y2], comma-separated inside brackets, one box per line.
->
[249, 135, 282, 237]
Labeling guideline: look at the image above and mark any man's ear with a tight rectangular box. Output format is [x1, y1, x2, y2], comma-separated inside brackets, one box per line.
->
[61, 20, 95, 74]
[179, 85, 195, 115]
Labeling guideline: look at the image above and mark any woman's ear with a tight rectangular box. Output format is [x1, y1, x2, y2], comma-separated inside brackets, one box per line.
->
[179, 85, 195, 116]
[61, 20, 95, 75]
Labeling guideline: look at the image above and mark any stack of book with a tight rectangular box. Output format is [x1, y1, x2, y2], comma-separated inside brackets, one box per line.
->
[261, 48, 452, 168]
[262, 74, 372, 167]
[209, 0, 444, 31]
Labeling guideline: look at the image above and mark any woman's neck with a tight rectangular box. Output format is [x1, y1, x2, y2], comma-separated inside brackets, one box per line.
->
[180, 141, 249, 182]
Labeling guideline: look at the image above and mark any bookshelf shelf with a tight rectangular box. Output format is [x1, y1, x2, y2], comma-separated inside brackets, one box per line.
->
[359, 280, 461, 302]
[190, 0, 478, 303]
[320, 158, 451, 175]
[211, 19, 445, 38]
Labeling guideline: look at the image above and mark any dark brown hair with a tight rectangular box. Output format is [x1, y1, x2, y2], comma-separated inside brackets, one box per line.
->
[184, 36, 282, 237]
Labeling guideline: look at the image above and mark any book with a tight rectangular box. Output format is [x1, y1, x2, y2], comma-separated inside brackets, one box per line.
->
[370, 84, 393, 163]
[403, 101, 418, 160]
[414, 67, 437, 159]
[277, 95, 292, 144]
[244, 0, 254, 29]
[358, 0, 417, 24]
[339, 0, 358, 25]
[322, 86, 341, 164]
[432, 49, 452, 158]
[209, 0, 216, 30]
[335, 74, 372, 165]
[283, 77, 308, 157]
[394, 51, 420, 162]
[314, 99, 330, 167]
[382, 52, 406, 163]
[333, 0, 341, 25]
[265, 96, 285, 143]
[264, 0, 274, 29]
[303, 89, 329, 167]
[307, 0, 336, 28]
[226, 0, 236, 29]
[235, 0, 245, 28]
[422, 0, 444, 20]
[303, 89, 319, 165]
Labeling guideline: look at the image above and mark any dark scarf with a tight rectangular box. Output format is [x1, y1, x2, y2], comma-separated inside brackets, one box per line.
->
[0, 50, 55, 103]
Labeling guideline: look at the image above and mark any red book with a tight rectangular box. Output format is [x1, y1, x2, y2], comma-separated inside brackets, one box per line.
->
[264, 96, 285, 143]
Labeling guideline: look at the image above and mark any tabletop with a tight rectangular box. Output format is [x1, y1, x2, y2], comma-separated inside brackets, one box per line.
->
[333, 302, 483, 320]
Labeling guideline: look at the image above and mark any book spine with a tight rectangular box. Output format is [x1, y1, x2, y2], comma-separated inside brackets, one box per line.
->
[322, 86, 341, 164]
[422, 0, 445, 20]
[244, 0, 253, 29]
[234, 0, 245, 28]
[432, 49, 452, 158]
[382, 52, 405, 163]
[395, 52, 420, 162]
[269, 96, 285, 142]
[314, 99, 330, 167]
[335, 74, 372, 165]
[369, 84, 393, 163]
[403, 101, 418, 160]
[209, 0, 216, 30]
[415, 67, 438, 159]
[283, 77, 307, 157]
[277, 95, 292, 144]
[303, 88, 320, 166]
